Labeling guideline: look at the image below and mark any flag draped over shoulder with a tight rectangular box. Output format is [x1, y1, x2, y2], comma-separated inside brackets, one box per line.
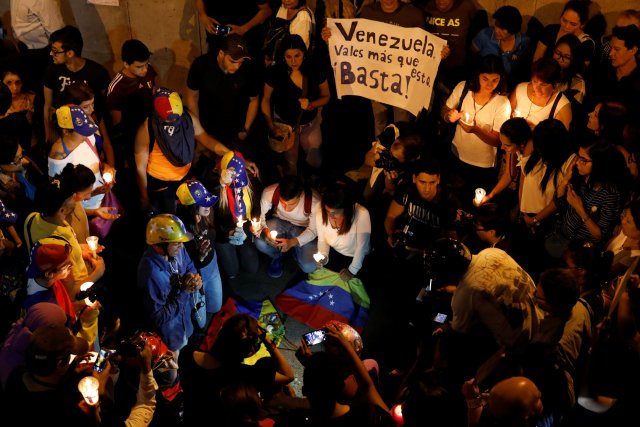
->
[276, 268, 370, 332]
[199, 297, 285, 365]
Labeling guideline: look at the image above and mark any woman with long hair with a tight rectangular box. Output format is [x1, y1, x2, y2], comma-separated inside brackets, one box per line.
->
[549, 139, 628, 257]
[441, 54, 511, 203]
[176, 179, 222, 329]
[261, 34, 330, 175]
[316, 182, 371, 282]
[552, 34, 587, 105]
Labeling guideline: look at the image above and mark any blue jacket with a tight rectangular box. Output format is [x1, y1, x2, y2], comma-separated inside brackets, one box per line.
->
[137, 246, 197, 351]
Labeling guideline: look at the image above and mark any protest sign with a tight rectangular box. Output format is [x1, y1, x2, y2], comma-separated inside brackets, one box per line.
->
[327, 18, 446, 116]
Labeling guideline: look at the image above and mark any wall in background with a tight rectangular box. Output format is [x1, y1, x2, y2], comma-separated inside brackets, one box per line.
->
[1, 0, 639, 92]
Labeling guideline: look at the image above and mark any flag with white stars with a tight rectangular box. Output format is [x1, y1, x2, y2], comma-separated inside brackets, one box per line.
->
[276, 269, 370, 332]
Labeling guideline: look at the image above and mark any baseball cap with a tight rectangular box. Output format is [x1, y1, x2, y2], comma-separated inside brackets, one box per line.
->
[55, 105, 99, 137]
[221, 34, 251, 60]
[27, 323, 90, 364]
[176, 180, 218, 208]
[153, 88, 183, 122]
[26, 239, 72, 278]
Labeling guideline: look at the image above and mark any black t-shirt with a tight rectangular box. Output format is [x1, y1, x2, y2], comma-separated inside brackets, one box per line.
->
[265, 66, 327, 125]
[43, 59, 111, 111]
[314, 400, 395, 427]
[187, 53, 260, 142]
[178, 345, 276, 426]
[203, 0, 269, 26]
[392, 179, 459, 247]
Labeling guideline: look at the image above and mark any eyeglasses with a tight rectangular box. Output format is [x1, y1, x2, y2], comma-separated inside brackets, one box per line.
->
[50, 48, 66, 55]
[553, 50, 572, 62]
[576, 156, 592, 164]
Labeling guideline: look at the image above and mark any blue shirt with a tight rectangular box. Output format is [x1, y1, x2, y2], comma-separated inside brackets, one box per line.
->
[137, 246, 197, 351]
[472, 28, 531, 86]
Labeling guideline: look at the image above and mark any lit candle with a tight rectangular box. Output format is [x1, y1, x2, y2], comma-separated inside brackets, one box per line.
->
[80, 282, 96, 307]
[236, 216, 245, 229]
[462, 112, 472, 124]
[251, 217, 260, 230]
[313, 252, 325, 263]
[474, 188, 486, 205]
[86, 236, 99, 259]
[391, 404, 404, 426]
[270, 230, 278, 239]
[513, 109, 522, 118]
[102, 172, 113, 184]
[78, 376, 100, 406]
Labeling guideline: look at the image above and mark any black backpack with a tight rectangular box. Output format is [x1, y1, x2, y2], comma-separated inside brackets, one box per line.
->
[262, 8, 314, 63]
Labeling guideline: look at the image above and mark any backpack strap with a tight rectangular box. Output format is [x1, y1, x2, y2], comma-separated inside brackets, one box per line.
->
[548, 92, 562, 119]
[457, 81, 471, 112]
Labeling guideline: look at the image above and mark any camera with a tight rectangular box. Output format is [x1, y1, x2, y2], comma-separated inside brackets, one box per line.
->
[303, 329, 326, 346]
[214, 23, 232, 35]
[375, 149, 402, 172]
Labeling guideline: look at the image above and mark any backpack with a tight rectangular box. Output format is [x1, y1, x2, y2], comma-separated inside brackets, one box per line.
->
[267, 185, 312, 219]
[263, 7, 315, 63]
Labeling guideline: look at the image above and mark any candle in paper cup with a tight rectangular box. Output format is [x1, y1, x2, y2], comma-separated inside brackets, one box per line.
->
[78, 376, 100, 406]
[86, 236, 99, 259]
[236, 216, 245, 229]
[270, 230, 278, 239]
[474, 188, 486, 205]
[102, 172, 113, 183]
[313, 252, 325, 263]
[462, 112, 472, 124]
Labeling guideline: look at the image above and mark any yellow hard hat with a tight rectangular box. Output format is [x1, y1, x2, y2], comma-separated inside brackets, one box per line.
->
[146, 214, 193, 245]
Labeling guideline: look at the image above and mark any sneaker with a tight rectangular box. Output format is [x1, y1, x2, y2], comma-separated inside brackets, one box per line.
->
[267, 256, 284, 278]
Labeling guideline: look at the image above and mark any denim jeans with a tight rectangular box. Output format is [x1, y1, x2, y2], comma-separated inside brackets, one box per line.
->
[199, 251, 223, 314]
[214, 239, 259, 278]
[254, 218, 318, 273]
[283, 113, 323, 174]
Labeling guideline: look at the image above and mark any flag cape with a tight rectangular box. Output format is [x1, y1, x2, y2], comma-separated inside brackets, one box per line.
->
[199, 297, 285, 365]
[276, 268, 370, 332]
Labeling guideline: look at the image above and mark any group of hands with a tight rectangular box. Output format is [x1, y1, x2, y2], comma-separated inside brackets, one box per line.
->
[179, 272, 203, 293]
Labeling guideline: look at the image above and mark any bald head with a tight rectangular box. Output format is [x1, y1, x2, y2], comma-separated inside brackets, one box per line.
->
[488, 377, 543, 426]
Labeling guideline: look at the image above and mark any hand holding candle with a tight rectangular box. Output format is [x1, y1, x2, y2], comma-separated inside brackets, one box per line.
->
[461, 111, 473, 124]
[474, 188, 486, 206]
[80, 282, 97, 307]
[78, 376, 100, 406]
[236, 215, 246, 229]
[86, 236, 99, 259]
[250, 217, 262, 236]
[102, 171, 113, 184]
[313, 252, 326, 267]
[270, 230, 278, 240]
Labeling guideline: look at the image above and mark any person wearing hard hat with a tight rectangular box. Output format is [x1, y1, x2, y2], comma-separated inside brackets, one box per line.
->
[137, 214, 203, 389]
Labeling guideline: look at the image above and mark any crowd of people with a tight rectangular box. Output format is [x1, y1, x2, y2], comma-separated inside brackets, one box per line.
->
[1, 0, 640, 426]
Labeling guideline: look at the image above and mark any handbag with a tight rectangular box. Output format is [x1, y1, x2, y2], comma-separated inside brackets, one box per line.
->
[89, 190, 123, 239]
[268, 76, 309, 153]
[437, 81, 470, 147]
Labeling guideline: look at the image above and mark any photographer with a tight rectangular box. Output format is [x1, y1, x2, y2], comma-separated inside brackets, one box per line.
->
[363, 122, 424, 205]
[137, 214, 202, 388]
[384, 158, 460, 254]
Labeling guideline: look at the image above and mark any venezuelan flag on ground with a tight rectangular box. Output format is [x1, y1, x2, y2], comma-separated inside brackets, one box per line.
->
[276, 268, 370, 332]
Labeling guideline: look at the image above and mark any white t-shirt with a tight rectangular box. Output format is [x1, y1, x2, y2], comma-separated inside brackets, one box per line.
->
[513, 82, 570, 127]
[276, 6, 314, 49]
[519, 153, 575, 214]
[259, 183, 321, 246]
[10, 0, 64, 49]
[446, 81, 511, 168]
[316, 204, 371, 275]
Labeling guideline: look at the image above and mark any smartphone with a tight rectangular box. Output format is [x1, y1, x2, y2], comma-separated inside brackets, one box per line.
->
[433, 313, 448, 324]
[94, 349, 112, 373]
[303, 329, 326, 346]
[214, 23, 232, 35]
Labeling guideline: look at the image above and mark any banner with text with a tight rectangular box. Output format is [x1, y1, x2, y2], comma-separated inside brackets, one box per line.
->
[327, 18, 446, 116]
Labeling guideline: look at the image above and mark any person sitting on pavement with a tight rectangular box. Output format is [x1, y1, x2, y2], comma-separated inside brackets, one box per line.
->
[252, 175, 320, 278]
